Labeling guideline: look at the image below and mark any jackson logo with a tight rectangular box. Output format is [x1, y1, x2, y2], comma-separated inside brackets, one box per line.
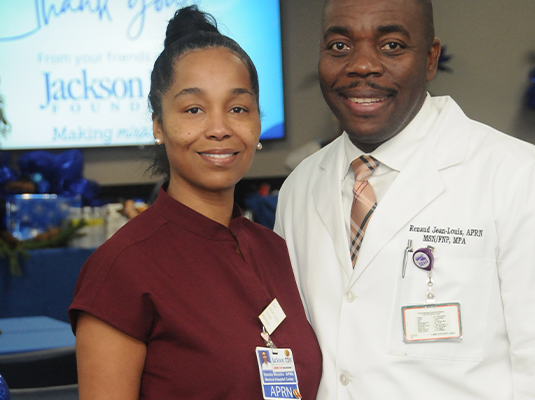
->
[40, 70, 144, 109]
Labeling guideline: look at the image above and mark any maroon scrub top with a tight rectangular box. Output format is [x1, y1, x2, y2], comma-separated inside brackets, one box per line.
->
[69, 187, 322, 399]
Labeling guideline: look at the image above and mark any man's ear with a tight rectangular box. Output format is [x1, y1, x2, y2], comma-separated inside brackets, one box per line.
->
[426, 38, 442, 82]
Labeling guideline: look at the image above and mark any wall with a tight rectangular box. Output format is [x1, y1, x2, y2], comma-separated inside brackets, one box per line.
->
[428, 0, 535, 144]
[81, 0, 535, 185]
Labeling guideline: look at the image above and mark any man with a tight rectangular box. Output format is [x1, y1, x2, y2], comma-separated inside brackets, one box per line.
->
[274, 0, 535, 399]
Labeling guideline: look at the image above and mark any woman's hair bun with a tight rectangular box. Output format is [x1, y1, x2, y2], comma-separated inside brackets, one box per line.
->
[164, 5, 219, 49]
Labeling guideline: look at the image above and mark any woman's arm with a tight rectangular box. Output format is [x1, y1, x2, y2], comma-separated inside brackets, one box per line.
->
[75, 312, 147, 400]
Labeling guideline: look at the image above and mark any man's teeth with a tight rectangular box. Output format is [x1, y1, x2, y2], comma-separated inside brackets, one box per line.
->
[200, 153, 234, 158]
[348, 97, 387, 105]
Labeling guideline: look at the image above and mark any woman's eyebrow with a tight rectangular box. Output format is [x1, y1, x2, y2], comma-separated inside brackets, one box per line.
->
[173, 87, 203, 99]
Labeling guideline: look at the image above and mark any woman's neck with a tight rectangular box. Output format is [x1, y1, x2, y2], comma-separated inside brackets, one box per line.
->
[166, 181, 235, 227]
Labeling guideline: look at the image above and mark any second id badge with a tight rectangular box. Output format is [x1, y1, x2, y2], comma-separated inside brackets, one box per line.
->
[256, 347, 302, 399]
[401, 246, 463, 343]
[402, 303, 462, 343]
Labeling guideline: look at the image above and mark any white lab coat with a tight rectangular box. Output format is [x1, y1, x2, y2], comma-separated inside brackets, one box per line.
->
[274, 96, 535, 400]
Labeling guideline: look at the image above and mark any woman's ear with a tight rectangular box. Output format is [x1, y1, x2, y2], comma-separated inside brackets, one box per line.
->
[152, 113, 164, 144]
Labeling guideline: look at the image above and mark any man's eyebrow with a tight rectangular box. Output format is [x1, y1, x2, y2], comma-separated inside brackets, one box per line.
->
[377, 24, 410, 38]
[323, 24, 410, 40]
[323, 25, 351, 40]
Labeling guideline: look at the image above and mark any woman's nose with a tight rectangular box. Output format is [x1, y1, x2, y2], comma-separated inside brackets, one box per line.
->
[206, 112, 231, 140]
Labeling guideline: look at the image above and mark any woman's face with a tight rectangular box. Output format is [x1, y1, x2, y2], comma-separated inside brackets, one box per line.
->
[153, 47, 261, 200]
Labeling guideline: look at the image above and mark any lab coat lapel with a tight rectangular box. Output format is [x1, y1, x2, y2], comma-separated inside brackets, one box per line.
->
[312, 139, 353, 279]
[351, 146, 444, 283]
[351, 97, 469, 284]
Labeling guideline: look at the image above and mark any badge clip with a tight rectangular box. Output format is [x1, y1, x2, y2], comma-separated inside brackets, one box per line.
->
[413, 246, 435, 304]
[261, 327, 277, 349]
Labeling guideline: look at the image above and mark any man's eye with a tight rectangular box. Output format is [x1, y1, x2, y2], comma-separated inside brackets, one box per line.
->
[186, 107, 201, 114]
[330, 42, 349, 52]
[383, 42, 402, 51]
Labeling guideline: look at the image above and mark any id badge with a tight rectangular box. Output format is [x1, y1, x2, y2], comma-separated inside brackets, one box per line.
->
[402, 303, 462, 343]
[256, 347, 302, 399]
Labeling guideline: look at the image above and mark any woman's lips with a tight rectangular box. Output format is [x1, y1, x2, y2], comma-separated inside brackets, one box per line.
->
[199, 153, 236, 159]
[198, 150, 239, 166]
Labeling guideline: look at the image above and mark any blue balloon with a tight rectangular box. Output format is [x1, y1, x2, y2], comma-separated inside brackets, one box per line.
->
[64, 178, 100, 205]
[527, 68, 535, 110]
[36, 179, 52, 194]
[53, 149, 84, 182]
[0, 166, 18, 185]
[17, 150, 55, 177]
[0, 374, 10, 400]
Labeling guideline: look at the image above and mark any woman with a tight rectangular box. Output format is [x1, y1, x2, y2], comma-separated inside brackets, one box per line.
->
[69, 5, 322, 400]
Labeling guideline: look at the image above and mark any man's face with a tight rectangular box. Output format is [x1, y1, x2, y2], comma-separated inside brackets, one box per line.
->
[319, 0, 440, 152]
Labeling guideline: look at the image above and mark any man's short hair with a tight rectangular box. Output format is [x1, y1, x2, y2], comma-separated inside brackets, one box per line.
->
[322, 0, 435, 47]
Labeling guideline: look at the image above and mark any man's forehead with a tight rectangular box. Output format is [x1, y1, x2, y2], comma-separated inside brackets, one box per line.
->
[322, 0, 426, 36]
[323, 0, 423, 22]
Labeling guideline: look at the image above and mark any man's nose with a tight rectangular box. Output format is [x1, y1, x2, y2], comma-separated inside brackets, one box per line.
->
[345, 44, 384, 77]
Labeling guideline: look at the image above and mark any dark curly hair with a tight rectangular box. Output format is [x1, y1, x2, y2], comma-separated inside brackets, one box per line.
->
[147, 5, 260, 180]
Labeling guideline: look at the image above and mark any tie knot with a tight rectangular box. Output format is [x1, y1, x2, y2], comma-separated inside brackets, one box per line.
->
[351, 155, 379, 182]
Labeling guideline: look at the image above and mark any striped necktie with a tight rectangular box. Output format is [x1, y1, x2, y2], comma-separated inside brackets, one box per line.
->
[350, 155, 380, 267]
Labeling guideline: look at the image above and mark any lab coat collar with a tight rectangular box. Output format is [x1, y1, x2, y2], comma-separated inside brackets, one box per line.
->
[351, 96, 470, 284]
[313, 95, 470, 284]
[342, 93, 437, 173]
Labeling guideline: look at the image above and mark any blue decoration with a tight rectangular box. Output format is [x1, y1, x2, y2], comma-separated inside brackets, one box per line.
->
[0, 374, 10, 400]
[0, 149, 100, 206]
[53, 149, 84, 182]
[0, 152, 18, 187]
[36, 179, 52, 194]
[244, 192, 278, 229]
[0, 166, 18, 186]
[18, 151, 55, 178]
[438, 45, 453, 72]
[64, 178, 100, 204]
[527, 68, 535, 110]
[4, 194, 82, 240]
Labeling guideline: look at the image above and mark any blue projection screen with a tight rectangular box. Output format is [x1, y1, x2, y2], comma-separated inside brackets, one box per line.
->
[0, 0, 285, 149]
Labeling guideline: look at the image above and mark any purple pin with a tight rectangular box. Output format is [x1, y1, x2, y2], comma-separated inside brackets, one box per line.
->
[412, 247, 434, 271]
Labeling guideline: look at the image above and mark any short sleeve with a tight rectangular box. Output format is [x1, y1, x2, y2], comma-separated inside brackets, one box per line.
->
[69, 243, 156, 342]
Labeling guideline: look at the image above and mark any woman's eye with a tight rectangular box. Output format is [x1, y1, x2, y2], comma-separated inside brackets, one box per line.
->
[329, 42, 349, 52]
[231, 107, 246, 113]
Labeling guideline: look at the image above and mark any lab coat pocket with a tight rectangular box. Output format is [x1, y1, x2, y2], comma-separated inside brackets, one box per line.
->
[386, 258, 495, 361]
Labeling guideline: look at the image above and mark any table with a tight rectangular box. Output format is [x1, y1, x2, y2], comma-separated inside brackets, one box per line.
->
[0, 316, 75, 355]
[0, 248, 94, 323]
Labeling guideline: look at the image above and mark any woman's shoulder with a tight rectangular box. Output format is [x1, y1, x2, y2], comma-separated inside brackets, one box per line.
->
[240, 217, 285, 244]
[84, 206, 167, 272]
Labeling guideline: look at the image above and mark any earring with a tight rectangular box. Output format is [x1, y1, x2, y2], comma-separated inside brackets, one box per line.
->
[155, 138, 162, 145]
[256, 142, 263, 150]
